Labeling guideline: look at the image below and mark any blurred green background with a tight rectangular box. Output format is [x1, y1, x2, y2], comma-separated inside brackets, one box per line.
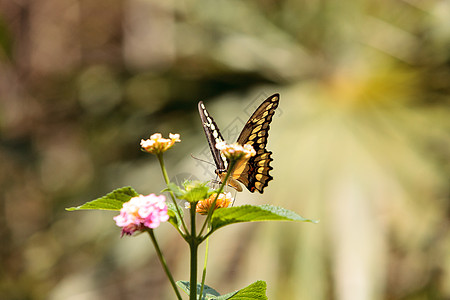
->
[1, 0, 449, 299]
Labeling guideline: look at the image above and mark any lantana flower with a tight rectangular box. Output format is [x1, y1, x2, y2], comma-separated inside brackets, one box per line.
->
[215, 141, 256, 162]
[114, 194, 169, 236]
[196, 192, 233, 215]
[141, 133, 180, 155]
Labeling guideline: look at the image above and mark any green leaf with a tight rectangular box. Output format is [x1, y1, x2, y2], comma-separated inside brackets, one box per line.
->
[166, 181, 211, 203]
[66, 187, 139, 211]
[176, 280, 268, 300]
[165, 182, 185, 198]
[214, 280, 267, 300]
[167, 202, 184, 230]
[176, 281, 220, 299]
[183, 186, 210, 202]
[181, 181, 211, 202]
[210, 204, 318, 233]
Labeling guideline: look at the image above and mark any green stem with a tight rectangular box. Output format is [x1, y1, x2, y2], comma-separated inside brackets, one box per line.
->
[148, 230, 182, 300]
[199, 159, 237, 237]
[157, 153, 171, 186]
[157, 153, 188, 235]
[196, 162, 236, 296]
[199, 233, 210, 299]
[189, 203, 199, 300]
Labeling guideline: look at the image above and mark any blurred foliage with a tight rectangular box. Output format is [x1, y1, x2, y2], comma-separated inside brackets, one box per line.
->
[0, 0, 449, 299]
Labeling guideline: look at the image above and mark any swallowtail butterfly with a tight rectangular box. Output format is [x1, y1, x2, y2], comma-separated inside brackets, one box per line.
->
[198, 94, 279, 193]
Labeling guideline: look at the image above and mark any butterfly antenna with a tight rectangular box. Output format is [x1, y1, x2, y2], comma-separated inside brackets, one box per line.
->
[190, 154, 216, 167]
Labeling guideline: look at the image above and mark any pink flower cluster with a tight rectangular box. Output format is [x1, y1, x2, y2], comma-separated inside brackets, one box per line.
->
[114, 194, 169, 236]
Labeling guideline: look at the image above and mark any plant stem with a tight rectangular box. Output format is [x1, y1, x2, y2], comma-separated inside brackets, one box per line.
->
[196, 162, 236, 295]
[189, 203, 199, 300]
[199, 233, 210, 298]
[157, 153, 171, 186]
[157, 153, 188, 234]
[148, 230, 182, 300]
[199, 160, 237, 237]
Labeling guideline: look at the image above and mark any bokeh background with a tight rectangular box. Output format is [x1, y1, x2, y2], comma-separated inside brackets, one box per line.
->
[1, 0, 449, 299]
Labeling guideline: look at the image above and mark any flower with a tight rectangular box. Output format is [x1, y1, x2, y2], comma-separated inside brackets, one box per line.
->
[141, 133, 180, 154]
[114, 194, 169, 236]
[196, 192, 233, 215]
[215, 141, 256, 162]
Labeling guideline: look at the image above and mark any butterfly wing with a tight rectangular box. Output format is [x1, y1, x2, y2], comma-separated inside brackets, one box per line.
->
[198, 101, 227, 172]
[235, 94, 279, 193]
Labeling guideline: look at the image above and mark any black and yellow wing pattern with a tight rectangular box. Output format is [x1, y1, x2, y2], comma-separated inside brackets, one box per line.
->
[198, 94, 279, 193]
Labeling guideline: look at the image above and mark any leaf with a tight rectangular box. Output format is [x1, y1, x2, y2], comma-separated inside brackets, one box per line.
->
[166, 181, 211, 203]
[176, 280, 268, 300]
[176, 281, 220, 299]
[66, 187, 139, 211]
[214, 280, 267, 300]
[183, 186, 210, 202]
[210, 204, 318, 233]
[181, 181, 211, 203]
[165, 182, 185, 198]
[167, 202, 184, 230]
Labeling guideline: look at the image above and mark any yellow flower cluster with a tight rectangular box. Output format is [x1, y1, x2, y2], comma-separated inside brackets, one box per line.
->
[141, 133, 180, 154]
[196, 192, 233, 215]
[215, 141, 256, 162]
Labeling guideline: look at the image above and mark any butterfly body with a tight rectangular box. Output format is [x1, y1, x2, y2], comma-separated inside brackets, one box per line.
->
[198, 94, 279, 193]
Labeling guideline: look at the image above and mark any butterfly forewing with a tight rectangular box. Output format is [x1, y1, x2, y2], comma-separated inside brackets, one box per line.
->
[236, 94, 279, 193]
[198, 101, 227, 171]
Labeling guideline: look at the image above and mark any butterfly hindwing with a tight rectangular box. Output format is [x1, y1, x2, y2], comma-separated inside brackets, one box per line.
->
[198, 94, 279, 193]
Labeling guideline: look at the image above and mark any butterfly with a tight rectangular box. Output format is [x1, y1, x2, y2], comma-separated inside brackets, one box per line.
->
[198, 94, 279, 193]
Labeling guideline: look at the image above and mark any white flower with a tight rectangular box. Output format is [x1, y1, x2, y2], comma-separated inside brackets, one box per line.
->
[141, 133, 180, 154]
[215, 142, 256, 161]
